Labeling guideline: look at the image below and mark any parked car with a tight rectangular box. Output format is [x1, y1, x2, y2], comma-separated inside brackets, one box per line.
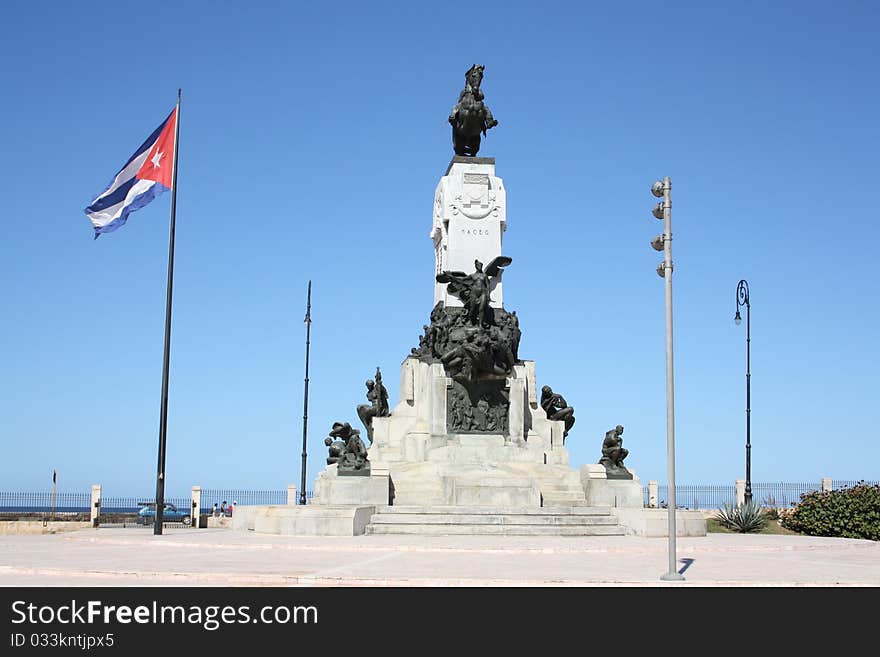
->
[137, 502, 191, 526]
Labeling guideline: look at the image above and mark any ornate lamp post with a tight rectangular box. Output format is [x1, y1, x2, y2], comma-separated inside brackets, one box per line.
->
[734, 279, 751, 505]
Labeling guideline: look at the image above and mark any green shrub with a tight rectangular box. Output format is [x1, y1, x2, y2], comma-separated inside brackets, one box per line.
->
[714, 501, 767, 533]
[780, 482, 880, 540]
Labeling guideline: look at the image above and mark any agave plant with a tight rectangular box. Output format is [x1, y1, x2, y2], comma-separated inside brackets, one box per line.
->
[714, 501, 767, 533]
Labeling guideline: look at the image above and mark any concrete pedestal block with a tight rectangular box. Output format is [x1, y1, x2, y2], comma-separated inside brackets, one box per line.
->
[432, 158, 507, 309]
[580, 466, 643, 508]
[613, 509, 707, 537]
[452, 477, 539, 507]
[312, 473, 390, 506]
[231, 505, 262, 531]
[507, 375, 526, 443]
[90, 485, 101, 527]
[584, 480, 643, 508]
[253, 505, 377, 536]
[207, 516, 232, 529]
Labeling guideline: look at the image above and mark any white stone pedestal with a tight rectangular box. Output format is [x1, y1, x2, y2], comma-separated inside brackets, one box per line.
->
[252, 506, 376, 536]
[432, 157, 507, 308]
[613, 509, 708, 537]
[357, 357, 581, 509]
[311, 465, 391, 506]
[580, 464, 644, 508]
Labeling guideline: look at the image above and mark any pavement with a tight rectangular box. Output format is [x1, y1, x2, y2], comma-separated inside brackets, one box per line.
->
[1, 527, 879, 586]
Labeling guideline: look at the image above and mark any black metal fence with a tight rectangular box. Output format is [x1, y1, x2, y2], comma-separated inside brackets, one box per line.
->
[0, 491, 90, 514]
[100, 495, 191, 514]
[3, 481, 878, 517]
[0, 490, 315, 515]
[833, 479, 879, 489]
[199, 489, 290, 514]
[750, 482, 821, 508]
[642, 479, 880, 509]
[651, 484, 738, 510]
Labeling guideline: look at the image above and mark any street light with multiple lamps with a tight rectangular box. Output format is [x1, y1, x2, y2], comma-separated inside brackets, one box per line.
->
[651, 176, 684, 582]
[734, 279, 751, 505]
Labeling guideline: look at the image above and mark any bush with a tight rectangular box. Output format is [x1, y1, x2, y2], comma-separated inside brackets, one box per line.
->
[780, 482, 880, 540]
[714, 501, 767, 533]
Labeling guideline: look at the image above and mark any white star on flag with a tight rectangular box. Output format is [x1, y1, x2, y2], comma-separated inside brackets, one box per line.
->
[151, 148, 164, 169]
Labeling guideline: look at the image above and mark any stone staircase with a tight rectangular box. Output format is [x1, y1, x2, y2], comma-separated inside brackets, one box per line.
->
[538, 483, 593, 507]
[365, 505, 626, 536]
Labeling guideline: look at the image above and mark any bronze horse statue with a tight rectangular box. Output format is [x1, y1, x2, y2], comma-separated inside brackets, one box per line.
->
[448, 65, 499, 156]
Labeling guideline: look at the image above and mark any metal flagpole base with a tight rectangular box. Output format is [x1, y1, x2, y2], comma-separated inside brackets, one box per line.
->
[660, 572, 685, 581]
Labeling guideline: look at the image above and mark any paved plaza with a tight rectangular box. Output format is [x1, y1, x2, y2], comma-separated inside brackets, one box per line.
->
[1, 527, 878, 587]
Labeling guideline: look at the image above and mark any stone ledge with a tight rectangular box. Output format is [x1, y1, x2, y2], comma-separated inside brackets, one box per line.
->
[0, 521, 92, 535]
[252, 505, 377, 536]
[613, 509, 707, 537]
[207, 516, 233, 529]
[445, 156, 495, 175]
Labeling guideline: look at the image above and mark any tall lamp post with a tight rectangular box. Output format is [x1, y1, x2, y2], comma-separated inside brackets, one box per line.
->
[300, 281, 312, 506]
[650, 176, 684, 582]
[734, 279, 751, 505]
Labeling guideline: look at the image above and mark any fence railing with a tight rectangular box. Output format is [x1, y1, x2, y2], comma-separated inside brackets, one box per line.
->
[100, 496, 191, 514]
[199, 489, 293, 514]
[641, 479, 879, 509]
[0, 490, 314, 519]
[3, 480, 877, 517]
[0, 491, 90, 513]
[749, 482, 822, 509]
[649, 484, 738, 510]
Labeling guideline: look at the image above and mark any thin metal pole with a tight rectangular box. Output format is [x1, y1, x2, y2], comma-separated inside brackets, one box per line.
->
[745, 287, 752, 504]
[51, 470, 57, 521]
[735, 280, 751, 505]
[154, 89, 181, 536]
[659, 176, 683, 581]
[300, 281, 312, 505]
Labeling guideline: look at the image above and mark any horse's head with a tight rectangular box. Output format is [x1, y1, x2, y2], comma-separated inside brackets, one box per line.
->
[465, 64, 484, 91]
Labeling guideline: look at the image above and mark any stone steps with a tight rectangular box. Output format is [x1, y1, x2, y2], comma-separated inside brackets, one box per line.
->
[541, 496, 593, 507]
[370, 513, 617, 526]
[366, 524, 626, 536]
[538, 483, 583, 491]
[537, 480, 591, 507]
[379, 505, 612, 515]
[365, 505, 626, 536]
[387, 482, 448, 507]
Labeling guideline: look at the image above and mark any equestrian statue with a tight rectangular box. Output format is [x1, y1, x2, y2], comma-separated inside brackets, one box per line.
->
[448, 64, 499, 156]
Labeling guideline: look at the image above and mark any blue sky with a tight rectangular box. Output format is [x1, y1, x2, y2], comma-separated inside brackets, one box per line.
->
[1, 1, 878, 497]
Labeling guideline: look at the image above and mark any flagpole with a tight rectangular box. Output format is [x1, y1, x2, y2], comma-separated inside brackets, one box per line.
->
[154, 89, 181, 536]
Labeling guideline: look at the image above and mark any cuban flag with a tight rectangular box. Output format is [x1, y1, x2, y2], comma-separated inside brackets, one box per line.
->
[84, 106, 177, 237]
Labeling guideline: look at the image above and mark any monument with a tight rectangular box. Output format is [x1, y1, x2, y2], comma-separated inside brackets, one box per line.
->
[246, 65, 706, 538]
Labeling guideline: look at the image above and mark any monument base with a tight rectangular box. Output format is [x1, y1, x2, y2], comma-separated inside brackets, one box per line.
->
[613, 508, 708, 537]
[293, 341, 709, 536]
[251, 505, 377, 536]
[580, 464, 644, 508]
[312, 465, 391, 506]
